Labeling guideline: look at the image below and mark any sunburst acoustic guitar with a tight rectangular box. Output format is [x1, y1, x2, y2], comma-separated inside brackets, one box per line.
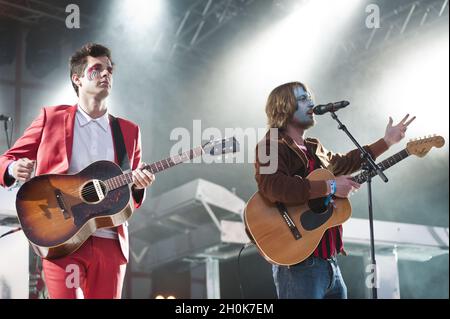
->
[16, 137, 239, 259]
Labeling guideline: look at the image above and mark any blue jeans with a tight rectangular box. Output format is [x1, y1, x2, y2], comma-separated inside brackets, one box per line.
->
[272, 255, 347, 299]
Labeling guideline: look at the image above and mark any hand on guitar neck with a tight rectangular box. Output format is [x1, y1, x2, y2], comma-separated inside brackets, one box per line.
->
[131, 162, 155, 190]
[327, 175, 361, 198]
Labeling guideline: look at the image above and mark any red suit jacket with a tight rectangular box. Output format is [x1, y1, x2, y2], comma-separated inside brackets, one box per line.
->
[0, 104, 146, 262]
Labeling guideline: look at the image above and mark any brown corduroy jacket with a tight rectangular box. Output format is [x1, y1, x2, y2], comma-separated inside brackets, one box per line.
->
[255, 130, 389, 205]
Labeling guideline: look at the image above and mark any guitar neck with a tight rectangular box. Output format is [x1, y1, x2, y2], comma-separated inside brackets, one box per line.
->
[104, 146, 204, 191]
[352, 148, 410, 185]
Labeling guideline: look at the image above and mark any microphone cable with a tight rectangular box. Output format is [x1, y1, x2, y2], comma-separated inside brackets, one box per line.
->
[3, 117, 14, 149]
[0, 227, 22, 239]
[237, 242, 254, 299]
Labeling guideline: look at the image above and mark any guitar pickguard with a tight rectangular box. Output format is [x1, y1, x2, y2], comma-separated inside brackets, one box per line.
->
[300, 203, 334, 231]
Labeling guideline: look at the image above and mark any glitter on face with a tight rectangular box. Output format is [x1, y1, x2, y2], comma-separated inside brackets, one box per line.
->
[87, 65, 101, 81]
[86, 63, 113, 81]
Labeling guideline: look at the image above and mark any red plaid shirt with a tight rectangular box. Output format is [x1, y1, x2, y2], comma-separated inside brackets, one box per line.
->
[297, 144, 344, 259]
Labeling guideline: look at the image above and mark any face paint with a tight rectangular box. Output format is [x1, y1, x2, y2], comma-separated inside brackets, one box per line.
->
[292, 86, 315, 129]
[86, 63, 113, 81]
[87, 64, 101, 81]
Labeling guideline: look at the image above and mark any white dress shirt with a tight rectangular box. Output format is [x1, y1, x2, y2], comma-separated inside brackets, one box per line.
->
[67, 106, 118, 240]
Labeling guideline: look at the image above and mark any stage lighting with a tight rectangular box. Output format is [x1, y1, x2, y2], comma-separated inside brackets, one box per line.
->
[120, 0, 164, 30]
[220, 0, 362, 94]
[378, 34, 449, 139]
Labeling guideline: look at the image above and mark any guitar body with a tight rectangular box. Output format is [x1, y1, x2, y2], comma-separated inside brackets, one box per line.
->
[244, 169, 352, 266]
[13, 137, 241, 260]
[16, 161, 133, 259]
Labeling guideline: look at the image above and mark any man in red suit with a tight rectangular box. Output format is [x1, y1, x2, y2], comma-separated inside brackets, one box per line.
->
[0, 43, 155, 299]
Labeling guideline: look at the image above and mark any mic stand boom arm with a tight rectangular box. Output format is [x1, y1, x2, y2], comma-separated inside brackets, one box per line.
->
[330, 112, 387, 182]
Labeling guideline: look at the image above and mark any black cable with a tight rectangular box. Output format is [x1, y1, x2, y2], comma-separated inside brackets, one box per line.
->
[4, 118, 13, 149]
[237, 242, 253, 299]
[0, 227, 22, 239]
[9, 118, 14, 148]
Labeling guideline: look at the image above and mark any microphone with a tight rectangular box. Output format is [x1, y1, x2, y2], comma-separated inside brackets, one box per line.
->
[0, 114, 12, 121]
[313, 101, 350, 115]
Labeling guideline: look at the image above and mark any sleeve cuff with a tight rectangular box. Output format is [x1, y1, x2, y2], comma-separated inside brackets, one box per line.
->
[7, 161, 16, 178]
[368, 138, 389, 160]
[3, 161, 17, 188]
[308, 180, 329, 199]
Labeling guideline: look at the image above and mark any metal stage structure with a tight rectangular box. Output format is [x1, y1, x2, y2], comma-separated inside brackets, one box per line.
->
[129, 179, 449, 299]
[0, 187, 29, 299]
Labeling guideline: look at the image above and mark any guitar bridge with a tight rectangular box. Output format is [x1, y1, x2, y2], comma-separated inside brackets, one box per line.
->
[55, 189, 70, 220]
[275, 202, 302, 240]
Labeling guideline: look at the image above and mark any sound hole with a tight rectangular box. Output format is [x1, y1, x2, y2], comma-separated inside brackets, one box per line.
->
[81, 181, 106, 203]
[308, 197, 329, 214]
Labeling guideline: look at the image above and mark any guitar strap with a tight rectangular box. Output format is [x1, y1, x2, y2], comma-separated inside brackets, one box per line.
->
[109, 114, 131, 172]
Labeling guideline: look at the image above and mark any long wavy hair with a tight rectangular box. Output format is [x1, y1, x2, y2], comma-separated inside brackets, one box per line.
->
[265, 81, 309, 129]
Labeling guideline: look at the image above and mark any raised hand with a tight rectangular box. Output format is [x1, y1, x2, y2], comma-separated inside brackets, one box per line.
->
[384, 114, 416, 147]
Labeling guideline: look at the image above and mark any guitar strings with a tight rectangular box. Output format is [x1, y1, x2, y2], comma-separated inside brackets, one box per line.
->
[58, 156, 188, 197]
[60, 182, 126, 198]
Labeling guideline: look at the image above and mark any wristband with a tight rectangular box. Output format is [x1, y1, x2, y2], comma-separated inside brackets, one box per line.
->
[324, 180, 336, 206]
[329, 179, 337, 195]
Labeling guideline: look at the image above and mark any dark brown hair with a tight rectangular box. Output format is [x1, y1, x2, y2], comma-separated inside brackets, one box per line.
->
[265, 81, 309, 129]
[69, 43, 113, 96]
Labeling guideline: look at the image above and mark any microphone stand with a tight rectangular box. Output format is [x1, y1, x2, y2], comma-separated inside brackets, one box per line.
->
[329, 111, 388, 299]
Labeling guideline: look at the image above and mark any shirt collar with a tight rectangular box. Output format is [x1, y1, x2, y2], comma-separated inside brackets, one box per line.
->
[77, 105, 110, 132]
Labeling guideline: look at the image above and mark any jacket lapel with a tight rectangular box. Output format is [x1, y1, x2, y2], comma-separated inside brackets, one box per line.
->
[280, 132, 309, 169]
[305, 139, 329, 169]
[64, 105, 78, 171]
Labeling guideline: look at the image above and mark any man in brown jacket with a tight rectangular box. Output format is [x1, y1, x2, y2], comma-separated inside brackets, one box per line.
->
[255, 81, 415, 299]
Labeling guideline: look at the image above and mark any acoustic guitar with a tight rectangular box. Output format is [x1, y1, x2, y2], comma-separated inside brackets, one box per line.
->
[244, 135, 445, 266]
[16, 137, 239, 259]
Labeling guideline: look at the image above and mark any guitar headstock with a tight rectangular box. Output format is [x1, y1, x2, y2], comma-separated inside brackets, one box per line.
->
[202, 137, 240, 156]
[407, 135, 445, 157]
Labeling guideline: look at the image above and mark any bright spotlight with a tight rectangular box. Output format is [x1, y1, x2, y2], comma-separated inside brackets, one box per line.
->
[119, 0, 165, 30]
[220, 0, 362, 98]
[378, 35, 449, 140]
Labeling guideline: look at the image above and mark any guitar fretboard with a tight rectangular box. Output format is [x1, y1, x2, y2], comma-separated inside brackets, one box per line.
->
[104, 146, 204, 191]
[352, 149, 410, 184]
